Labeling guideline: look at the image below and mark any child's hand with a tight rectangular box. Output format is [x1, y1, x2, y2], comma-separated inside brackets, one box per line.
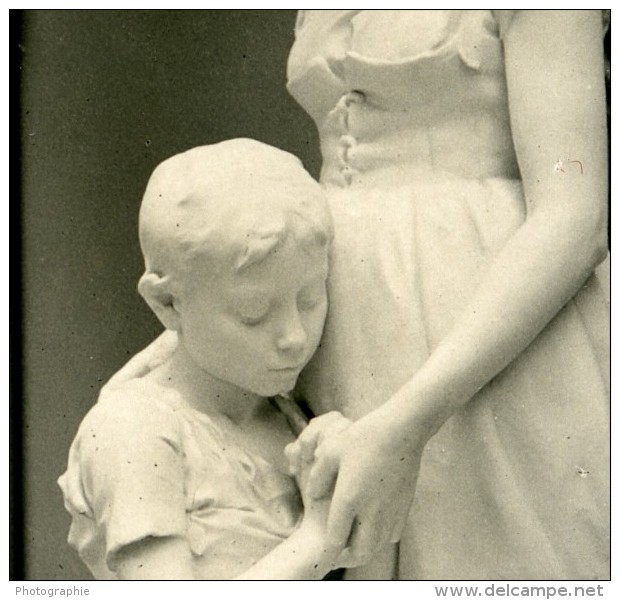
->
[295, 450, 365, 570]
[296, 408, 425, 566]
[285, 411, 352, 480]
[286, 412, 365, 569]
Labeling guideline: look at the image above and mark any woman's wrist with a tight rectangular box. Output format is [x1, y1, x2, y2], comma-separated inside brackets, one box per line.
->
[379, 367, 461, 446]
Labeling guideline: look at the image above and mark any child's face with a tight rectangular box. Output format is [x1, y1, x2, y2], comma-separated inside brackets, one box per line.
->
[178, 237, 328, 397]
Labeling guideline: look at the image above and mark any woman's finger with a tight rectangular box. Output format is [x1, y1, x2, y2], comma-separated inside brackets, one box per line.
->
[389, 500, 412, 543]
[103, 331, 178, 390]
[342, 516, 373, 567]
[306, 448, 339, 499]
[299, 429, 321, 463]
[334, 546, 367, 569]
[324, 482, 357, 553]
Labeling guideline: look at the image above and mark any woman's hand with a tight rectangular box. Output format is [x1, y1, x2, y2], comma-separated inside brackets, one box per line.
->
[286, 412, 351, 557]
[102, 330, 178, 391]
[296, 407, 427, 564]
[286, 411, 371, 569]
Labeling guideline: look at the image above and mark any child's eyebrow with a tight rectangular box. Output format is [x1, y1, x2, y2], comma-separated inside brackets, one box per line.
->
[302, 275, 327, 288]
[229, 290, 271, 312]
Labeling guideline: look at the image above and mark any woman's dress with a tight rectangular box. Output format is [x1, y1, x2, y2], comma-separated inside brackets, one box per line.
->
[287, 10, 610, 580]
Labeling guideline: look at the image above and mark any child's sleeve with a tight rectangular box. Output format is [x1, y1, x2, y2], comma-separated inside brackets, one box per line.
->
[63, 389, 187, 573]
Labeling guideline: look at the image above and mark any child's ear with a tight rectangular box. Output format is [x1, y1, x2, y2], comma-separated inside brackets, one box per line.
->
[138, 272, 182, 331]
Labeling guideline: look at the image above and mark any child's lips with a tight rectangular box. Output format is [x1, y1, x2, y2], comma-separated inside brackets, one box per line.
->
[271, 365, 303, 373]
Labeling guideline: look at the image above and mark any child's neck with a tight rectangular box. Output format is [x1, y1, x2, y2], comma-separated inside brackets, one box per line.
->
[156, 342, 268, 425]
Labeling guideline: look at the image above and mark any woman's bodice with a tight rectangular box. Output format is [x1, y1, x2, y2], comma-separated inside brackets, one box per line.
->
[286, 10, 520, 186]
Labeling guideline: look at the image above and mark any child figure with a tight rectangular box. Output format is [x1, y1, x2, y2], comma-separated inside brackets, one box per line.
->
[58, 139, 352, 580]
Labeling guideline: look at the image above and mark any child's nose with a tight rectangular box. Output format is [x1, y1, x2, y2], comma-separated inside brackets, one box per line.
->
[276, 310, 307, 353]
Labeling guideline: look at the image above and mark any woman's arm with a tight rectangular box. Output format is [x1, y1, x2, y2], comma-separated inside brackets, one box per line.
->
[102, 330, 178, 391]
[305, 10, 609, 557]
[399, 8, 608, 435]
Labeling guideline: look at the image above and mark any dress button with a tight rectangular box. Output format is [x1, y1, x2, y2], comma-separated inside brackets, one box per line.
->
[344, 90, 366, 106]
[334, 90, 366, 113]
[339, 134, 357, 150]
[337, 137, 356, 166]
[340, 165, 354, 185]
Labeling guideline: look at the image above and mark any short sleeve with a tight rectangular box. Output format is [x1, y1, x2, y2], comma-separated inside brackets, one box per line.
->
[294, 10, 306, 35]
[493, 10, 609, 39]
[492, 10, 518, 39]
[63, 386, 187, 571]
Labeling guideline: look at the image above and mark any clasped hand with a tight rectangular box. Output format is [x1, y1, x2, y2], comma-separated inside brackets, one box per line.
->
[286, 409, 423, 567]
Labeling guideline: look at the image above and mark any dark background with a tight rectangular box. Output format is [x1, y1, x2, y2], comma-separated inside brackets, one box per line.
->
[14, 9, 319, 580]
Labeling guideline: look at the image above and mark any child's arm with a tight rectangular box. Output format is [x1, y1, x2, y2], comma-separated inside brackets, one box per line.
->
[103, 404, 354, 580]
[115, 418, 358, 580]
[82, 389, 354, 580]
[241, 438, 365, 580]
[233, 510, 339, 580]
[115, 470, 346, 580]
[238, 414, 359, 579]
[114, 512, 341, 581]
[116, 537, 195, 580]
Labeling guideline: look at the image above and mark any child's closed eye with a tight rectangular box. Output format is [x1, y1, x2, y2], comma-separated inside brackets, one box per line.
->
[235, 298, 270, 326]
[297, 296, 320, 311]
[239, 312, 268, 326]
[297, 282, 326, 312]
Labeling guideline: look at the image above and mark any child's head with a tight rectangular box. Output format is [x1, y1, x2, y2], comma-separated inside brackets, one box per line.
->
[138, 139, 333, 396]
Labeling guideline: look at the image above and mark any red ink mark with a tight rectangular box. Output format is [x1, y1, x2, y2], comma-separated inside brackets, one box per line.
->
[568, 160, 583, 174]
[554, 159, 583, 175]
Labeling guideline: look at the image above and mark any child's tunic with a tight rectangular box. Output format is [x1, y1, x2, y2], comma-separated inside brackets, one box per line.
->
[58, 379, 302, 579]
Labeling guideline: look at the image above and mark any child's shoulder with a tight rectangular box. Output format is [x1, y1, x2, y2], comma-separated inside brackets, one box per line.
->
[99, 375, 178, 408]
[77, 377, 185, 445]
[59, 378, 191, 527]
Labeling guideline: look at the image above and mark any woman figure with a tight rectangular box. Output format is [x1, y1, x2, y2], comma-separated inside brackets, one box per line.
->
[286, 9, 609, 580]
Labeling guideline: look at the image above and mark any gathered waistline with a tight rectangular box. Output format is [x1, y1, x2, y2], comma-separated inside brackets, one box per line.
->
[320, 161, 521, 190]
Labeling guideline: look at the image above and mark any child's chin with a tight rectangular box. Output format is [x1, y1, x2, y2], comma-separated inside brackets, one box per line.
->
[262, 383, 296, 397]
[254, 378, 298, 398]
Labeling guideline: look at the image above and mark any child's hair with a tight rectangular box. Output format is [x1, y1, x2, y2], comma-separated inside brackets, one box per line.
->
[138, 138, 333, 293]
